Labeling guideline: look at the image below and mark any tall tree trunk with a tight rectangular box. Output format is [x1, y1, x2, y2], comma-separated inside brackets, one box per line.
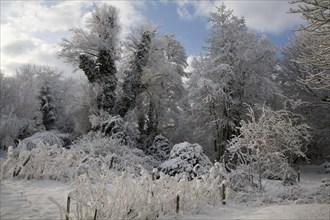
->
[209, 101, 223, 162]
[219, 99, 230, 162]
[145, 99, 158, 148]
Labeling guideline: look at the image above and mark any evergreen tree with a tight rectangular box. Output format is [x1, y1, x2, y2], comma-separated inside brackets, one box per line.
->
[39, 83, 56, 130]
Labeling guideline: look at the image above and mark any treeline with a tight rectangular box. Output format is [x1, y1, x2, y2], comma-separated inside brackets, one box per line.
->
[0, 1, 329, 162]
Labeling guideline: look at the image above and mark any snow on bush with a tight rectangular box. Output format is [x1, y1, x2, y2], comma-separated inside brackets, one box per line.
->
[5, 133, 158, 181]
[320, 162, 330, 174]
[17, 130, 69, 151]
[0, 146, 15, 180]
[146, 135, 172, 164]
[7, 142, 77, 181]
[56, 162, 226, 219]
[227, 105, 311, 189]
[157, 142, 212, 180]
[89, 111, 138, 146]
[71, 134, 158, 175]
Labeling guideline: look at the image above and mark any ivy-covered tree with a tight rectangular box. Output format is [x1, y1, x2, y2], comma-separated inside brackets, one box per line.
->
[59, 4, 120, 114]
[118, 30, 153, 117]
[116, 24, 187, 149]
[79, 49, 117, 113]
[39, 83, 56, 130]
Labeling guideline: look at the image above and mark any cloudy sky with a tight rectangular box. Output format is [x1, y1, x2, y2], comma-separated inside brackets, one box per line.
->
[1, 0, 304, 77]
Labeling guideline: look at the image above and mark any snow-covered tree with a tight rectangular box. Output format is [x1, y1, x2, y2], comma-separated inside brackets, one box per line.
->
[58, 4, 120, 114]
[0, 72, 16, 115]
[186, 4, 277, 161]
[227, 104, 311, 188]
[118, 29, 154, 117]
[116, 24, 187, 148]
[137, 32, 187, 147]
[1, 66, 40, 119]
[14, 65, 75, 133]
[39, 82, 56, 130]
[280, 32, 330, 159]
[289, 0, 330, 90]
[58, 4, 120, 66]
[67, 80, 98, 136]
[0, 65, 75, 148]
[0, 69, 43, 149]
[79, 49, 117, 114]
[278, 0, 330, 160]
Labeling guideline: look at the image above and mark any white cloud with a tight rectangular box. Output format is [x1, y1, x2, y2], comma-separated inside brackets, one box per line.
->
[175, 0, 304, 34]
[1, 1, 87, 33]
[0, 1, 145, 77]
[111, 1, 145, 33]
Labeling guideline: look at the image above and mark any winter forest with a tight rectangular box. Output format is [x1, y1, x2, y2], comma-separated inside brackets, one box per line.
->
[0, 0, 329, 219]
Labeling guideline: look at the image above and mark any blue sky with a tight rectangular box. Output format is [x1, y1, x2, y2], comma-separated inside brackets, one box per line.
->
[144, 1, 299, 55]
[144, 2, 209, 55]
[0, 0, 304, 77]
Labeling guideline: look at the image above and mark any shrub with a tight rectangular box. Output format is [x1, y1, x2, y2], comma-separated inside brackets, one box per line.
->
[157, 142, 212, 180]
[146, 135, 172, 163]
[10, 142, 76, 181]
[17, 130, 69, 151]
[89, 111, 138, 146]
[227, 105, 311, 189]
[71, 134, 158, 175]
[54, 162, 226, 219]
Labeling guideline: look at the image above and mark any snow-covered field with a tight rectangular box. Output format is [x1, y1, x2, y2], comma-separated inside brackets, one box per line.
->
[167, 203, 330, 220]
[1, 165, 329, 220]
[1, 179, 71, 219]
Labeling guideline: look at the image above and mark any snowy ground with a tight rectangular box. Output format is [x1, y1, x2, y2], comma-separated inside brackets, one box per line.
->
[0, 179, 71, 219]
[166, 203, 330, 220]
[0, 165, 329, 220]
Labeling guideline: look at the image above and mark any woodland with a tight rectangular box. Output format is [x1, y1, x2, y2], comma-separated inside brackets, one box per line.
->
[0, 1, 329, 219]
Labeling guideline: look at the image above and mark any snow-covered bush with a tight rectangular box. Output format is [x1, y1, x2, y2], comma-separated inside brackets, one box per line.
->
[157, 142, 212, 180]
[10, 142, 77, 181]
[320, 162, 330, 174]
[146, 135, 171, 163]
[71, 134, 158, 175]
[0, 146, 15, 180]
[17, 130, 69, 151]
[89, 111, 136, 146]
[57, 162, 226, 220]
[8, 138, 101, 182]
[227, 105, 311, 189]
[5, 131, 158, 182]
